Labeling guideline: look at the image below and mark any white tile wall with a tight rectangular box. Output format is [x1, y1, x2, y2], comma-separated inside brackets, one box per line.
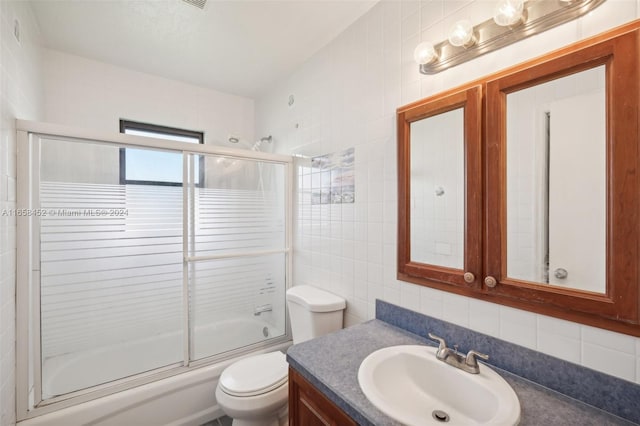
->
[255, 0, 640, 384]
[0, 2, 44, 425]
[537, 316, 581, 364]
[582, 324, 638, 380]
[499, 306, 537, 350]
[468, 299, 500, 337]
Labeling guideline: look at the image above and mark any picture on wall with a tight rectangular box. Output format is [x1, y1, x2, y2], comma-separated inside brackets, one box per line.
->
[311, 148, 354, 205]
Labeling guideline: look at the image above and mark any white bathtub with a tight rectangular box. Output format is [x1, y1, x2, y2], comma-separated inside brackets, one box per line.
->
[21, 317, 290, 426]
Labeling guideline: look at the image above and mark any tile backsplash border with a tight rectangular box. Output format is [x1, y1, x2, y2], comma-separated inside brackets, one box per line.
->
[376, 299, 640, 424]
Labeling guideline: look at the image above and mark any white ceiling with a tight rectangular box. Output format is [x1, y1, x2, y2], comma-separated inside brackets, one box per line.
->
[30, 0, 377, 98]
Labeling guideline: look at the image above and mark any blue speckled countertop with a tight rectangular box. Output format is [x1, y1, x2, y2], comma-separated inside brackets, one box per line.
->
[287, 320, 637, 426]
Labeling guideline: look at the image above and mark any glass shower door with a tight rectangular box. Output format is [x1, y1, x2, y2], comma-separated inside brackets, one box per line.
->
[185, 154, 287, 361]
[20, 127, 291, 414]
[38, 137, 184, 399]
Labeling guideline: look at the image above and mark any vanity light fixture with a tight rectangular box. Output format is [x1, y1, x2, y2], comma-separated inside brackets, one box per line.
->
[416, 0, 606, 75]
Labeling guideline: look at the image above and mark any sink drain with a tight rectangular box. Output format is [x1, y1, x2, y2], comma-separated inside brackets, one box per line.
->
[432, 410, 450, 423]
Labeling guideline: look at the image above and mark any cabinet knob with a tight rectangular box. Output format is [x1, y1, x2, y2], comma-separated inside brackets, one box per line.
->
[463, 272, 475, 283]
[484, 276, 497, 288]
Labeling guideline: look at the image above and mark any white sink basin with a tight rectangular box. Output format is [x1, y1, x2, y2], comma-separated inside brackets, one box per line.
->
[358, 345, 520, 426]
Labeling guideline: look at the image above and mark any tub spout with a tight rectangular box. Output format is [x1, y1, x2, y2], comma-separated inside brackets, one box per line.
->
[254, 304, 273, 316]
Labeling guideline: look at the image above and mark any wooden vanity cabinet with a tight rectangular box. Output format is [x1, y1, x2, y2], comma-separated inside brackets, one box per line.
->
[288, 368, 357, 426]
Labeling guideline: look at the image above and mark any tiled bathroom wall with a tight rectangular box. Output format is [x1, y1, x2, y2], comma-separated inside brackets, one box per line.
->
[0, 1, 43, 424]
[255, 0, 640, 385]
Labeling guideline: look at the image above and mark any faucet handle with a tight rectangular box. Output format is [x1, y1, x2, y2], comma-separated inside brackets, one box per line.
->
[428, 333, 448, 351]
[465, 350, 489, 368]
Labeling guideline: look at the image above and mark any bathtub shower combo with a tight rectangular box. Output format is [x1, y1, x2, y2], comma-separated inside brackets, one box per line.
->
[15, 121, 292, 424]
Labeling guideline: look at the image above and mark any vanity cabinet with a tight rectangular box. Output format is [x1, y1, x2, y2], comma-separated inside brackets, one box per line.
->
[288, 368, 357, 426]
[397, 20, 640, 336]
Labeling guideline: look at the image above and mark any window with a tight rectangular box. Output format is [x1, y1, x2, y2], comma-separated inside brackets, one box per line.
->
[120, 120, 204, 186]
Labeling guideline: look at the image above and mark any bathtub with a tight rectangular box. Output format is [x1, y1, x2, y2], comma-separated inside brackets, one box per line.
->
[21, 317, 290, 426]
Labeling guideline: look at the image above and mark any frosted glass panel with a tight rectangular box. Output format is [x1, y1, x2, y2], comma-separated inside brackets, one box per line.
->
[186, 153, 287, 361]
[187, 155, 286, 257]
[189, 254, 287, 361]
[32, 138, 289, 401]
[39, 138, 183, 398]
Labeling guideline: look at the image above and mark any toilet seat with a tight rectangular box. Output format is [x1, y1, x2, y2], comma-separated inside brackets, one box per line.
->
[219, 351, 288, 397]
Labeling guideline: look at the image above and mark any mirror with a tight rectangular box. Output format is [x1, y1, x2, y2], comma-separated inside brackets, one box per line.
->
[399, 21, 640, 336]
[398, 86, 482, 289]
[410, 108, 464, 270]
[506, 66, 606, 293]
[484, 25, 640, 334]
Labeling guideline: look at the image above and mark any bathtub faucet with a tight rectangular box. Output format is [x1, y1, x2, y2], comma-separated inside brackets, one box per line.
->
[254, 304, 273, 316]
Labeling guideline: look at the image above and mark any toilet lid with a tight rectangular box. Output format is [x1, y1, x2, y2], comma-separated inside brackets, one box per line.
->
[219, 351, 288, 397]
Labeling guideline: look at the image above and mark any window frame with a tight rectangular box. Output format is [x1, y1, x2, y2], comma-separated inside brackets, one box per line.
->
[119, 119, 205, 186]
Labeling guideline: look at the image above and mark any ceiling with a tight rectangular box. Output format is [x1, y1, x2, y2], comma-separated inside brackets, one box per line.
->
[30, 0, 377, 98]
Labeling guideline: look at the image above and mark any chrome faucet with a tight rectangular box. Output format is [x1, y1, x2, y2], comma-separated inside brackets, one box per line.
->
[428, 333, 489, 374]
[253, 304, 273, 316]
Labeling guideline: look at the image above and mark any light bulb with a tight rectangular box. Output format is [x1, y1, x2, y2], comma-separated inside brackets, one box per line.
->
[448, 20, 475, 47]
[493, 0, 525, 27]
[413, 41, 438, 65]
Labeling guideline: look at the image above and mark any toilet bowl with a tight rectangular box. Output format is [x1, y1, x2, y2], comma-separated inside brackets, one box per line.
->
[215, 351, 288, 426]
[215, 285, 346, 426]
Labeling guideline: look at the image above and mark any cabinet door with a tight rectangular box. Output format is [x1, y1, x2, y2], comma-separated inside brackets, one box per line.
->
[485, 26, 640, 330]
[288, 368, 357, 426]
[397, 86, 482, 291]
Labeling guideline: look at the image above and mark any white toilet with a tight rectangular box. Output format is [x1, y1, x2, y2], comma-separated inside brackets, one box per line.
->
[215, 285, 346, 426]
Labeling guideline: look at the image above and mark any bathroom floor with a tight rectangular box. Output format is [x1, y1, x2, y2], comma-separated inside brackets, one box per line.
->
[200, 416, 232, 426]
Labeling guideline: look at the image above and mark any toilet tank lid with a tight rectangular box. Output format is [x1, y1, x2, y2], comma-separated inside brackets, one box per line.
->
[286, 285, 346, 312]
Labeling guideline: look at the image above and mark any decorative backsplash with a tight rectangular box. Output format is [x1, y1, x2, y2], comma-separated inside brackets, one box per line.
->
[310, 147, 355, 205]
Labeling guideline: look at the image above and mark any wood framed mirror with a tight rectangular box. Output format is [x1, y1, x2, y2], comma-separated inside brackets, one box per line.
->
[397, 86, 482, 290]
[398, 20, 640, 336]
[485, 25, 640, 333]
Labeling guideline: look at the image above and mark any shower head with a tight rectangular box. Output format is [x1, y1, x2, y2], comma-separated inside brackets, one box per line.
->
[251, 135, 273, 152]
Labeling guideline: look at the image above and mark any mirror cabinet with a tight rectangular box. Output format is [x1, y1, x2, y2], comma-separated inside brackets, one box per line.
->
[397, 20, 640, 336]
[398, 86, 482, 289]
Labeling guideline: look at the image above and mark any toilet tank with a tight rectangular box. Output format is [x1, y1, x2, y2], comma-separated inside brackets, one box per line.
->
[286, 286, 346, 345]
